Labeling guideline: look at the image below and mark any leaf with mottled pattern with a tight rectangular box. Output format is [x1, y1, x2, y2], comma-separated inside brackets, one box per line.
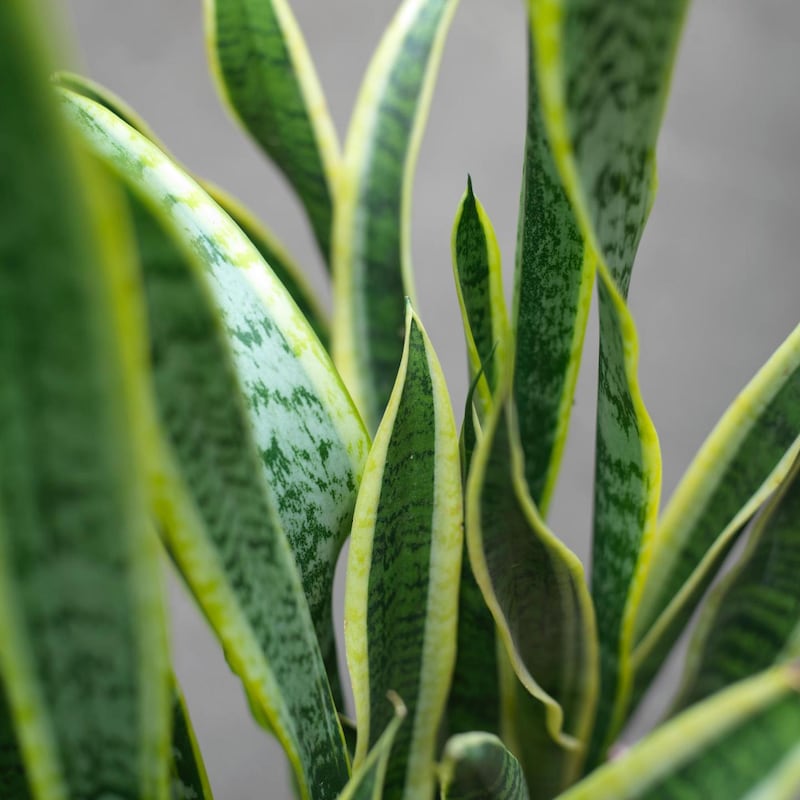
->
[333, 0, 460, 433]
[345, 303, 462, 800]
[206, 0, 340, 264]
[171, 686, 214, 800]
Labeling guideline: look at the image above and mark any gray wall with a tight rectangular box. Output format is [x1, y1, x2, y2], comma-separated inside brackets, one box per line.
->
[59, 1, 800, 797]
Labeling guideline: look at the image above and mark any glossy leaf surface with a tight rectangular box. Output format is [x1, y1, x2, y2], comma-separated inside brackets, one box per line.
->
[333, 0, 460, 432]
[345, 305, 462, 800]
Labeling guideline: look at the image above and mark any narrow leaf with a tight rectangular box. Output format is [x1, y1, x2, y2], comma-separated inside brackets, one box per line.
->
[466, 378, 598, 774]
[528, 0, 689, 759]
[452, 177, 510, 419]
[440, 732, 530, 800]
[333, 0, 460, 432]
[671, 453, 800, 713]
[556, 664, 800, 800]
[53, 72, 330, 346]
[0, 682, 30, 800]
[345, 304, 462, 800]
[0, 3, 170, 797]
[171, 687, 214, 800]
[206, 0, 340, 263]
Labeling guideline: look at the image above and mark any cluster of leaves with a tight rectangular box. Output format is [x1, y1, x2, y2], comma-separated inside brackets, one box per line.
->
[2, 0, 800, 799]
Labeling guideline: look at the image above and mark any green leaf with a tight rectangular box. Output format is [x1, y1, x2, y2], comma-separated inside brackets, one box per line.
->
[528, 0, 689, 759]
[337, 694, 406, 800]
[512, 30, 594, 513]
[206, 0, 340, 264]
[53, 72, 331, 347]
[0, 682, 31, 800]
[555, 664, 800, 800]
[670, 453, 800, 713]
[171, 686, 214, 800]
[440, 732, 530, 800]
[333, 0, 460, 433]
[452, 177, 510, 420]
[345, 303, 462, 800]
[631, 323, 800, 706]
[466, 377, 598, 774]
[61, 88, 370, 711]
[0, 3, 170, 798]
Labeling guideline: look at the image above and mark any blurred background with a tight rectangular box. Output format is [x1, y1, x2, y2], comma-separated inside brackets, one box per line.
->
[56, 1, 800, 797]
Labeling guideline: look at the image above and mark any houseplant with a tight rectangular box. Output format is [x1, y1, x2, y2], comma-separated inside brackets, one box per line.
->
[1, 0, 799, 798]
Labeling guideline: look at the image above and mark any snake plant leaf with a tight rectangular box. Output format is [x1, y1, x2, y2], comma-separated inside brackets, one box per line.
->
[670, 453, 800, 713]
[206, 0, 340, 264]
[0, 3, 171, 797]
[60, 89, 370, 709]
[333, 0, 460, 433]
[345, 303, 462, 800]
[440, 732, 530, 800]
[171, 687, 214, 800]
[555, 664, 800, 800]
[466, 376, 599, 766]
[0, 683, 30, 800]
[527, 0, 689, 759]
[452, 177, 510, 420]
[512, 31, 594, 513]
[630, 323, 800, 707]
[337, 694, 406, 800]
[53, 72, 330, 347]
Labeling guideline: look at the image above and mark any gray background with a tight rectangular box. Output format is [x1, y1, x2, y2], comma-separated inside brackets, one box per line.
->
[56, 1, 800, 797]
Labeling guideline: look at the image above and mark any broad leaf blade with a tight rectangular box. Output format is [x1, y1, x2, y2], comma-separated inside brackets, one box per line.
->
[513, 30, 594, 513]
[452, 177, 510, 419]
[345, 304, 462, 800]
[631, 323, 800, 704]
[333, 0, 460, 432]
[671, 454, 800, 713]
[61, 90, 370, 712]
[556, 665, 800, 800]
[528, 0, 689, 758]
[0, 3, 170, 797]
[206, 0, 340, 263]
[440, 733, 530, 800]
[53, 72, 330, 346]
[171, 687, 214, 800]
[466, 380, 598, 777]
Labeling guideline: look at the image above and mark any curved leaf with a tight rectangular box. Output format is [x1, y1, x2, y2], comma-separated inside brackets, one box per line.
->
[345, 304, 462, 800]
[528, 0, 689, 759]
[440, 732, 530, 800]
[171, 687, 214, 800]
[556, 664, 800, 800]
[466, 377, 598, 772]
[631, 323, 800, 704]
[0, 4, 170, 797]
[53, 72, 330, 346]
[671, 453, 800, 713]
[206, 0, 340, 263]
[333, 0, 460, 432]
[452, 177, 510, 419]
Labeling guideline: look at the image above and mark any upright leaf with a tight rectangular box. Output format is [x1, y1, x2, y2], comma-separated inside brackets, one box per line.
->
[206, 0, 340, 263]
[345, 304, 462, 800]
[171, 687, 214, 800]
[62, 90, 370, 714]
[0, 683, 30, 800]
[440, 733, 530, 800]
[333, 0, 460, 432]
[631, 323, 800, 706]
[556, 664, 800, 800]
[528, 0, 689, 759]
[0, 3, 170, 797]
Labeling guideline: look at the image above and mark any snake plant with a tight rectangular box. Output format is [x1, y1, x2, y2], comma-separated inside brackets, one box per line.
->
[2, 0, 800, 799]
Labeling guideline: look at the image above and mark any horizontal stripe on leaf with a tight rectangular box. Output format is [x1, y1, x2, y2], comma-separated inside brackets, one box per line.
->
[556, 665, 800, 800]
[440, 732, 530, 800]
[466, 379, 598, 763]
[206, 0, 340, 264]
[333, 0, 460, 433]
[631, 323, 800, 707]
[0, 4, 171, 798]
[53, 72, 330, 347]
[171, 686, 214, 800]
[61, 89, 369, 714]
[671, 453, 800, 713]
[345, 304, 462, 800]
